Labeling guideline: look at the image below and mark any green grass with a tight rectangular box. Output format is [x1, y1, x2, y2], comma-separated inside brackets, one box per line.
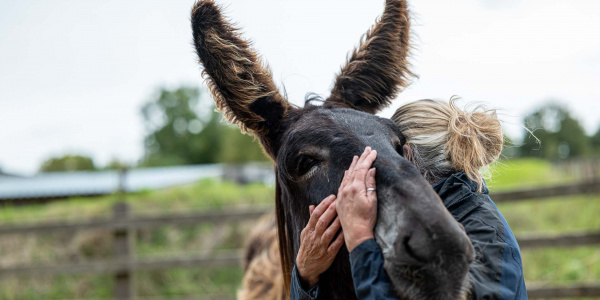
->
[0, 178, 271, 299]
[136, 268, 243, 298]
[486, 158, 577, 191]
[0, 275, 113, 300]
[0, 178, 273, 225]
[0, 158, 598, 299]
[497, 196, 600, 235]
[488, 159, 600, 287]
[521, 247, 600, 284]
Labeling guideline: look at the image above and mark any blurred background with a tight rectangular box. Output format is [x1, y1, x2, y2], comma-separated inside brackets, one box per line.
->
[0, 0, 599, 299]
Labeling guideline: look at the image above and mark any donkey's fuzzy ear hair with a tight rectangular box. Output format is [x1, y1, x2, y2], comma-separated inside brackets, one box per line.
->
[327, 0, 415, 114]
[191, 0, 290, 157]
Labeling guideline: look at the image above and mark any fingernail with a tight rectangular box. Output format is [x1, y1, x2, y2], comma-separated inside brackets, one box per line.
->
[366, 146, 371, 151]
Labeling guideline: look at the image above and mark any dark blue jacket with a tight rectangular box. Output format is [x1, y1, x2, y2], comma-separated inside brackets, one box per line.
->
[290, 172, 527, 300]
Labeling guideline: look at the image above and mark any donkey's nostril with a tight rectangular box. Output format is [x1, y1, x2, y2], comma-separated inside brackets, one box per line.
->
[404, 227, 435, 263]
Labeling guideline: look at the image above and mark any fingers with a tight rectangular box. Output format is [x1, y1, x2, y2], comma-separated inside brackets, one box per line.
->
[360, 148, 377, 169]
[307, 195, 335, 230]
[348, 155, 359, 173]
[366, 168, 377, 203]
[309, 205, 315, 215]
[321, 216, 341, 244]
[352, 148, 377, 187]
[315, 200, 337, 235]
[349, 147, 369, 182]
[355, 147, 372, 170]
[342, 156, 359, 187]
[327, 230, 345, 255]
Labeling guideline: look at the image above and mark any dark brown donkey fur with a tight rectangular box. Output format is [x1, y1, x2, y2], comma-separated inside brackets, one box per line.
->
[191, 1, 474, 299]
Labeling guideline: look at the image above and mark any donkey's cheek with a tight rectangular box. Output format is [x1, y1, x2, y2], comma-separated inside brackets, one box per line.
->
[374, 199, 407, 257]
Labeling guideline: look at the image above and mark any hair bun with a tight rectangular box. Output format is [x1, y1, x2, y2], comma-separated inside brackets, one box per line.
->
[445, 102, 503, 184]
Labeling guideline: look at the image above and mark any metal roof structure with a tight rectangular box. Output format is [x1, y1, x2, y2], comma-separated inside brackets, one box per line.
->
[0, 164, 226, 202]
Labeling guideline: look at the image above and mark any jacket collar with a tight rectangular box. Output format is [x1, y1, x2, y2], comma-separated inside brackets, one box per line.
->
[432, 172, 489, 220]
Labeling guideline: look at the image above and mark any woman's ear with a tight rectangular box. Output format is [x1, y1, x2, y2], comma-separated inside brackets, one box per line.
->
[403, 144, 412, 162]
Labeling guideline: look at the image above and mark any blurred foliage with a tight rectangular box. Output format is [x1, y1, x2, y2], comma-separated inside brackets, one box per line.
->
[39, 155, 96, 172]
[591, 126, 600, 154]
[519, 102, 591, 159]
[140, 86, 267, 167]
[103, 158, 128, 170]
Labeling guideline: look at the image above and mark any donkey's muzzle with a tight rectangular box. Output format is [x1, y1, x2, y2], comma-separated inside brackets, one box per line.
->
[371, 157, 473, 298]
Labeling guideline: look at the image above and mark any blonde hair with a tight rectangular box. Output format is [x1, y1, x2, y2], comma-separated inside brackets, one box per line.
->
[391, 98, 503, 192]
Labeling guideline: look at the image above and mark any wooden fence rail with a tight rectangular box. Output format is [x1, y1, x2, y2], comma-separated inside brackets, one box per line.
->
[0, 181, 598, 299]
[0, 206, 271, 235]
[0, 231, 597, 278]
[518, 231, 600, 249]
[491, 180, 600, 203]
[527, 284, 600, 299]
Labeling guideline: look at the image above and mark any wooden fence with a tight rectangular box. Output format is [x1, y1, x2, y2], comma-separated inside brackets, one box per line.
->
[0, 181, 599, 299]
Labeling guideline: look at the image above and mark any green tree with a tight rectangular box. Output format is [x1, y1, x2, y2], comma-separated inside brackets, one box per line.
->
[520, 102, 590, 159]
[140, 86, 268, 166]
[590, 126, 600, 156]
[40, 155, 96, 172]
[219, 126, 268, 163]
[104, 158, 128, 170]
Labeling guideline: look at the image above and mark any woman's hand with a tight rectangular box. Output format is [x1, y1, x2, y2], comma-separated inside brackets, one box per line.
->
[336, 146, 378, 252]
[296, 195, 345, 288]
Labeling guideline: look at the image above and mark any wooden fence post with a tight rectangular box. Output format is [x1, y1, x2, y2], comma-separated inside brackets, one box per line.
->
[113, 202, 134, 299]
[114, 168, 134, 299]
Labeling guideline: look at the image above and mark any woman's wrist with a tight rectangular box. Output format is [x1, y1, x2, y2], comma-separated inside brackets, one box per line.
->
[346, 230, 374, 252]
[297, 265, 319, 288]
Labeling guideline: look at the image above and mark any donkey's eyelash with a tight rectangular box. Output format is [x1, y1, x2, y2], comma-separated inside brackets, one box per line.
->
[300, 165, 319, 181]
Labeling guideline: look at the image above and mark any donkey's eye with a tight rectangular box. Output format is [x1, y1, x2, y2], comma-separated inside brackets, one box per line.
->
[296, 155, 320, 178]
[395, 142, 404, 156]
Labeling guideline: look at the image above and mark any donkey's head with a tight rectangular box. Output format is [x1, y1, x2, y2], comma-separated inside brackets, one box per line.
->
[192, 1, 473, 299]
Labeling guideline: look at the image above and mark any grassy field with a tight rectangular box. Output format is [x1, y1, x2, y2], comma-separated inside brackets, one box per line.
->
[489, 159, 600, 289]
[0, 158, 598, 299]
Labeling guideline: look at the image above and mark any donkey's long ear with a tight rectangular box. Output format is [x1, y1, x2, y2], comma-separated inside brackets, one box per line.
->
[191, 0, 290, 158]
[327, 0, 414, 114]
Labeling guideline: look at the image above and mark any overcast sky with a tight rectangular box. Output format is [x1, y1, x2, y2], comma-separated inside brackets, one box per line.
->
[1, 0, 599, 175]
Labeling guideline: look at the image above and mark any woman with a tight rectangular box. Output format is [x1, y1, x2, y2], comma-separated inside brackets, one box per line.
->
[291, 99, 527, 300]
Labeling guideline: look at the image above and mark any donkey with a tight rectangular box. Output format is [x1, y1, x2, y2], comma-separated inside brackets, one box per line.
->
[191, 0, 474, 299]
